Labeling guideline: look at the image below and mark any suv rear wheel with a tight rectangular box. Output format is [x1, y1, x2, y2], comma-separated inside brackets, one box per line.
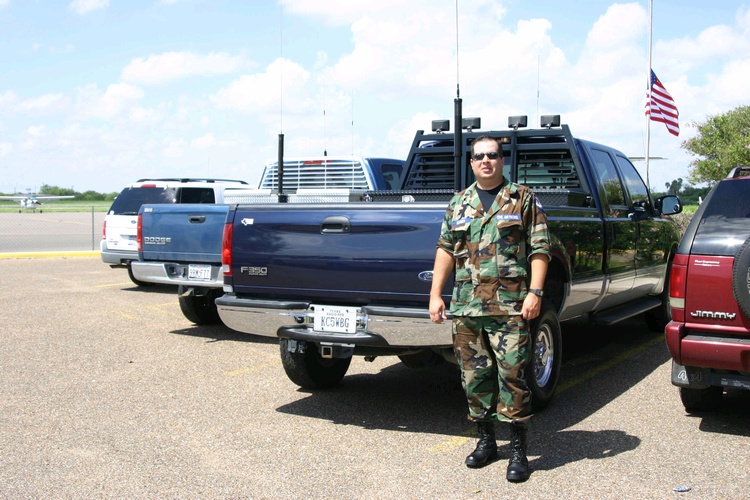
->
[679, 386, 723, 412]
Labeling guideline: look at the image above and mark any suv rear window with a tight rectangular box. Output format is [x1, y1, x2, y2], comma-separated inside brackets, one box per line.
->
[108, 187, 179, 215]
[690, 180, 750, 256]
[107, 186, 217, 215]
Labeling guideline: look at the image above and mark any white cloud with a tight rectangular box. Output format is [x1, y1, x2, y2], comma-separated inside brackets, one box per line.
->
[121, 51, 248, 86]
[0, 90, 19, 110]
[211, 58, 314, 115]
[16, 94, 69, 113]
[75, 83, 145, 120]
[19, 125, 46, 149]
[68, 0, 109, 15]
[281, 0, 414, 26]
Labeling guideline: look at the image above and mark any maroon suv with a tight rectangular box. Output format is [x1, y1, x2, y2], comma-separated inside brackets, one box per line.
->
[666, 166, 750, 411]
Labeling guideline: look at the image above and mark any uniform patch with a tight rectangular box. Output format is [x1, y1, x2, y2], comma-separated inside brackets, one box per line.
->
[452, 217, 473, 227]
[495, 214, 521, 221]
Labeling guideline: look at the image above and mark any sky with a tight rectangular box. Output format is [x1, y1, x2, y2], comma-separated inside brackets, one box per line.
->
[1, 0, 749, 195]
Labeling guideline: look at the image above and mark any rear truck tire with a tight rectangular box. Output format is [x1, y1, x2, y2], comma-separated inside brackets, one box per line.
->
[178, 286, 222, 325]
[732, 237, 750, 319]
[280, 339, 352, 389]
[645, 262, 672, 332]
[679, 386, 723, 413]
[526, 300, 562, 411]
[126, 263, 153, 287]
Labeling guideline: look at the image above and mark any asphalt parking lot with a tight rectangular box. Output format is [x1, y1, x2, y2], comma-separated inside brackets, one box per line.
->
[1, 256, 748, 499]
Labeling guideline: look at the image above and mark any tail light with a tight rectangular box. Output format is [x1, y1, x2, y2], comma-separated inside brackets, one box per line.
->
[222, 222, 233, 276]
[136, 214, 143, 251]
[669, 253, 688, 322]
[101, 220, 106, 240]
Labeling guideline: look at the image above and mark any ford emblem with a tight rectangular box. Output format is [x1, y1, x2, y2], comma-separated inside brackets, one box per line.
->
[418, 271, 433, 282]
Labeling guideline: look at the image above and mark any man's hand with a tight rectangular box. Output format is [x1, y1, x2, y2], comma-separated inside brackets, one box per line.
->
[521, 292, 542, 320]
[429, 248, 454, 324]
[429, 296, 447, 324]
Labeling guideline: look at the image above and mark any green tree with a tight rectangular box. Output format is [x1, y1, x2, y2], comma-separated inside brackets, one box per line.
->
[39, 184, 76, 196]
[664, 177, 683, 195]
[683, 105, 750, 186]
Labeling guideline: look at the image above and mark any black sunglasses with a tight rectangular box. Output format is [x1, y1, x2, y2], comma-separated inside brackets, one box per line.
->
[472, 151, 501, 161]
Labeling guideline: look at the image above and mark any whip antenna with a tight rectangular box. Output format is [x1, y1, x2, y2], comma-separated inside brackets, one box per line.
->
[453, 0, 463, 192]
[277, 5, 286, 202]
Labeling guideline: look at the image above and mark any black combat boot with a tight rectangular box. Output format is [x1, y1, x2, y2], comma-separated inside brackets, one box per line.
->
[506, 422, 530, 482]
[465, 421, 498, 468]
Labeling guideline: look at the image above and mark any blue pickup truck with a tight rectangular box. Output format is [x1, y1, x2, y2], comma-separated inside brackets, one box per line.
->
[215, 116, 683, 409]
[132, 156, 405, 324]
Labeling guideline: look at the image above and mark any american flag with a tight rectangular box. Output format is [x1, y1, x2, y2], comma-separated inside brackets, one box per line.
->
[645, 69, 680, 136]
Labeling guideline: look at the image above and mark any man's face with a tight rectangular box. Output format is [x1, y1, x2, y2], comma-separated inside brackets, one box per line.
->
[470, 139, 504, 188]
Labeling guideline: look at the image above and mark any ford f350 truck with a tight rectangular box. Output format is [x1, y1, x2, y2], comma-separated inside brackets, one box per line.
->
[215, 116, 683, 409]
[132, 156, 405, 324]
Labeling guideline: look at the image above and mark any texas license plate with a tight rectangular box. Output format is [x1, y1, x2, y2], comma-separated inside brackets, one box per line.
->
[188, 264, 212, 281]
[312, 305, 358, 334]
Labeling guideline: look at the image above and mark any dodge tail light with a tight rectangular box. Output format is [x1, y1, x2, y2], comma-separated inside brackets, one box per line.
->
[136, 214, 143, 251]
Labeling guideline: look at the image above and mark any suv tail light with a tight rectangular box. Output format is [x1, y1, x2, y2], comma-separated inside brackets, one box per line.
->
[101, 220, 106, 240]
[222, 222, 233, 276]
[669, 253, 689, 322]
[136, 214, 143, 251]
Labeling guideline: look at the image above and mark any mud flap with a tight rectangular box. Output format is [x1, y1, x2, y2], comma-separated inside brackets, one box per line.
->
[671, 361, 711, 389]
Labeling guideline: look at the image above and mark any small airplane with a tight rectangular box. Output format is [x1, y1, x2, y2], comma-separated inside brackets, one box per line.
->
[0, 194, 75, 213]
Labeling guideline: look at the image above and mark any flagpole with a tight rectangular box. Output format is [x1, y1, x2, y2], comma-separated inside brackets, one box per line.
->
[645, 0, 653, 192]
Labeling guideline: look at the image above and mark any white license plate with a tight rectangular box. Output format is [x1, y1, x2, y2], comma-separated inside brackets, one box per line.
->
[313, 305, 358, 334]
[188, 264, 212, 281]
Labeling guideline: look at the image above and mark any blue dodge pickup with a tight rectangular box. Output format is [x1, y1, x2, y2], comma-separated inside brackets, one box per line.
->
[215, 115, 683, 409]
[132, 156, 405, 324]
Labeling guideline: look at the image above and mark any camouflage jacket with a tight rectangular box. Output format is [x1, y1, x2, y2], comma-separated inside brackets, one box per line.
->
[436, 179, 550, 317]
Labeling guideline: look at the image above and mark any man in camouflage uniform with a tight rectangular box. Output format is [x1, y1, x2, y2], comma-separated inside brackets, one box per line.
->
[429, 136, 550, 483]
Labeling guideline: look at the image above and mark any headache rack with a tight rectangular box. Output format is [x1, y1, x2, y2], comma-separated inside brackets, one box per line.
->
[258, 158, 372, 191]
[368, 122, 592, 208]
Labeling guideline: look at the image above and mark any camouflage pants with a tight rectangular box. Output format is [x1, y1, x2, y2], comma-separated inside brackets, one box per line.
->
[452, 315, 532, 424]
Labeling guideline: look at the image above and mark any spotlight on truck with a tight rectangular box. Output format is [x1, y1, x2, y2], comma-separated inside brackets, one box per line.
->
[432, 120, 450, 133]
[462, 117, 481, 132]
[541, 115, 561, 129]
[508, 116, 528, 130]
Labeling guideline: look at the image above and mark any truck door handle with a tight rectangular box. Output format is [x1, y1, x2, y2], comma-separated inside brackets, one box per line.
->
[320, 216, 351, 233]
[188, 215, 206, 223]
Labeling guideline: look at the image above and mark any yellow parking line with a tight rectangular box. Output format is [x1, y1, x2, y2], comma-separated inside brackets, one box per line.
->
[115, 311, 137, 320]
[555, 335, 664, 394]
[227, 362, 280, 376]
[0, 251, 100, 259]
[96, 282, 134, 288]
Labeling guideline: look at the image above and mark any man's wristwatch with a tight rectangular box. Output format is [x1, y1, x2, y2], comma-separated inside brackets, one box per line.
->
[529, 288, 544, 297]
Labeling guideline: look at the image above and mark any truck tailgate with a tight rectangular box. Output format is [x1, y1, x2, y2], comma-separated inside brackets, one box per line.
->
[140, 204, 228, 263]
[229, 203, 445, 305]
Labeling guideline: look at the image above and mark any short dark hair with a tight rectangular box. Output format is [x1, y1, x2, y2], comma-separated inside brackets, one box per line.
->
[470, 136, 501, 155]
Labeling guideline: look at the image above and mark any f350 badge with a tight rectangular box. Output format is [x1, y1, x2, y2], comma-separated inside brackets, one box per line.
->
[241, 266, 268, 276]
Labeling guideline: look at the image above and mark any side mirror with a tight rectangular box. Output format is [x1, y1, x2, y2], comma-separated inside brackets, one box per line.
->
[654, 195, 682, 216]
